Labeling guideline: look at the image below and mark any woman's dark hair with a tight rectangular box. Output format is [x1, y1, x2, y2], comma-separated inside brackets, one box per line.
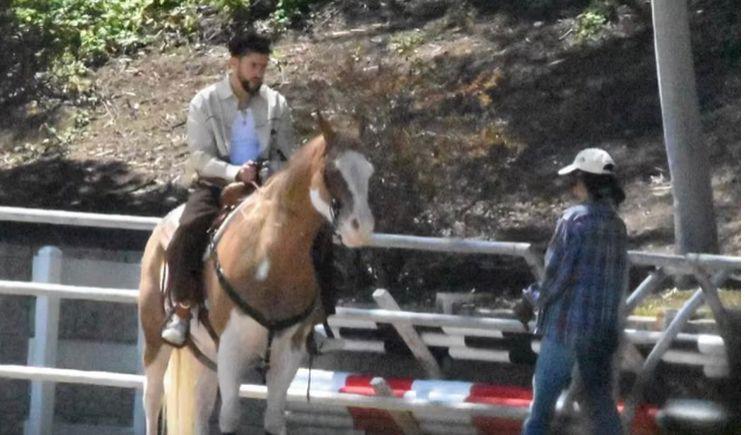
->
[228, 32, 271, 57]
[574, 171, 626, 206]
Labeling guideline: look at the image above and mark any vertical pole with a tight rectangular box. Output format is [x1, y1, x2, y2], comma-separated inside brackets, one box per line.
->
[26, 246, 63, 435]
[132, 326, 146, 435]
[652, 0, 718, 255]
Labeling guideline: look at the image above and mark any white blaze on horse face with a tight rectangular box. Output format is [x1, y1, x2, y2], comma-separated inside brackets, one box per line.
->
[255, 258, 271, 282]
[309, 188, 334, 223]
[334, 150, 375, 247]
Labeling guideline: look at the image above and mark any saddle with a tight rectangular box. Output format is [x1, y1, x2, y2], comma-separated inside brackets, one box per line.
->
[211, 180, 257, 232]
[158, 181, 256, 253]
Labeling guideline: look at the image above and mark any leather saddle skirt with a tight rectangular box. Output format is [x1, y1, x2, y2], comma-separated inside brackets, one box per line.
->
[158, 182, 255, 257]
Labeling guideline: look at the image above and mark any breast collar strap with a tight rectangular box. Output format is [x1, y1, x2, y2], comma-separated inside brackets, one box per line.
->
[208, 238, 315, 333]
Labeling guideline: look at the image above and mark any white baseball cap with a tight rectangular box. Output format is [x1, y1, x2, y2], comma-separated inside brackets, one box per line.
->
[558, 148, 616, 175]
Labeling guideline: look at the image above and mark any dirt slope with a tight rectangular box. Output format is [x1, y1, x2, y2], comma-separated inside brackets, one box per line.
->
[0, 0, 739, 301]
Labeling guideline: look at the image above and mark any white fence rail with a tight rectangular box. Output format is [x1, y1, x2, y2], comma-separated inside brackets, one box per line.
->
[0, 280, 139, 304]
[0, 365, 530, 419]
[1, 205, 739, 274]
[0, 205, 160, 231]
[0, 206, 740, 433]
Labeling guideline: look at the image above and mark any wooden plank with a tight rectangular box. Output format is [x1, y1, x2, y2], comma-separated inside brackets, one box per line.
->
[370, 377, 423, 435]
[372, 289, 443, 378]
[368, 233, 532, 257]
[333, 307, 527, 333]
[447, 347, 511, 363]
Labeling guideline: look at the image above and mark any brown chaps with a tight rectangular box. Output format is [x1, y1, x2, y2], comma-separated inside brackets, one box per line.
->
[165, 183, 338, 315]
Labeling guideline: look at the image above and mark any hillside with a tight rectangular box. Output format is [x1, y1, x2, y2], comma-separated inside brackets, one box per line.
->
[0, 0, 739, 303]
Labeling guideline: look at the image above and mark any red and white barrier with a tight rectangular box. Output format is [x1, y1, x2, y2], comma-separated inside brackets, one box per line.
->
[286, 369, 661, 434]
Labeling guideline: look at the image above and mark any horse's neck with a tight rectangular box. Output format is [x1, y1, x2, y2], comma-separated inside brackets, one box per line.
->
[265, 139, 326, 245]
[223, 159, 323, 269]
[272, 155, 324, 242]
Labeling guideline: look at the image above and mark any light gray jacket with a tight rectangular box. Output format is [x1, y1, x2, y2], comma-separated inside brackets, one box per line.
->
[179, 74, 296, 186]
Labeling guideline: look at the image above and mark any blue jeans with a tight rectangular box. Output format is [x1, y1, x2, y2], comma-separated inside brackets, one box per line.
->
[522, 337, 622, 435]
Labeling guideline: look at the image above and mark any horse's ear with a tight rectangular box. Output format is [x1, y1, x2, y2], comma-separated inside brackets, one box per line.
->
[316, 111, 336, 148]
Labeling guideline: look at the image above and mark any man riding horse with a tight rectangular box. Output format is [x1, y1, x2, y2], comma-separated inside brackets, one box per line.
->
[162, 31, 336, 346]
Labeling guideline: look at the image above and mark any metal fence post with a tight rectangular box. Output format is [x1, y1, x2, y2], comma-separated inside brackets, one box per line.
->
[26, 246, 63, 435]
[621, 270, 730, 428]
[132, 326, 146, 435]
[625, 269, 667, 314]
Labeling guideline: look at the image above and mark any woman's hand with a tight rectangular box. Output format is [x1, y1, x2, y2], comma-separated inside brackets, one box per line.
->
[513, 292, 535, 331]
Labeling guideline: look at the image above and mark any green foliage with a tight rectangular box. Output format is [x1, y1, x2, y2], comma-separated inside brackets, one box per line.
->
[272, 0, 322, 27]
[574, 0, 616, 41]
[390, 30, 425, 57]
[633, 289, 741, 319]
[575, 9, 606, 40]
[5, 0, 251, 104]
[13, 0, 151, 66]
[4, 0, 332, 104]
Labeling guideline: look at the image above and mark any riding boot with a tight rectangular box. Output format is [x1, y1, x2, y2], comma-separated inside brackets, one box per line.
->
[161, 303, 191, 347]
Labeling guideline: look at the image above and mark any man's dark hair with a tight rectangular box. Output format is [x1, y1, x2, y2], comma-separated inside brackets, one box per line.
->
[228, 32, 271, 57]
[575, 171, 626, 206]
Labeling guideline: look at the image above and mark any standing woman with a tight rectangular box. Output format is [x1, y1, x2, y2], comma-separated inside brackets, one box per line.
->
[515, 148, 628, 435]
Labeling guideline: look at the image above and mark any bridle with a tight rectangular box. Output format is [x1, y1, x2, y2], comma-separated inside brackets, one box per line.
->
[329, 197, 342, 228]
[323, 166, 344, 230]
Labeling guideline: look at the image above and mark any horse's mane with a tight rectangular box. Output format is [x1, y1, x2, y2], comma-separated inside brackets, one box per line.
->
[259, 134, 327, 207]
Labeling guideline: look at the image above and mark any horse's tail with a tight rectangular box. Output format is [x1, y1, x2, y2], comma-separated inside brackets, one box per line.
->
[139, 224, 168, 367]
[163, 347, 199, 435]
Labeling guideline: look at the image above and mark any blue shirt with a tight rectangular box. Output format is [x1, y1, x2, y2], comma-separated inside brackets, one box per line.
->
[527, 201, 628, 346]
[229, 109, 261, 165]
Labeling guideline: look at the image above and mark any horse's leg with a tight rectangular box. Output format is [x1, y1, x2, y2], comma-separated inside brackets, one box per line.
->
[143, 344, 171, 435]
[194, 356, 218, 435]
[264, 324, 308, 435]
[217, 310, 267, 434]
[139, 226, 171, 435]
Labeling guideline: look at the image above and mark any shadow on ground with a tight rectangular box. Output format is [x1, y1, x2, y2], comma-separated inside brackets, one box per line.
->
[0, 157, 186, 216]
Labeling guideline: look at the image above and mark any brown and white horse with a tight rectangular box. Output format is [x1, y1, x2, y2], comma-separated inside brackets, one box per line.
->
[137, 116, 374, 434]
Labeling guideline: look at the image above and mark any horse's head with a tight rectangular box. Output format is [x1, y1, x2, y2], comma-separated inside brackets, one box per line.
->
[309, 114, 375, 247]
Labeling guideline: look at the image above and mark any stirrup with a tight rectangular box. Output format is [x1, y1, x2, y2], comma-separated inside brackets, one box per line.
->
[161, 310, 190, 347]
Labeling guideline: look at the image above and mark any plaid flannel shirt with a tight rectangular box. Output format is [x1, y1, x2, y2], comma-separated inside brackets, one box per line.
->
[526, 201, 629, 346]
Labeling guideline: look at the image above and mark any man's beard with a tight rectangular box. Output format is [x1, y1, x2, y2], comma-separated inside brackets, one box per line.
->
[240, 78, 262, 95]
